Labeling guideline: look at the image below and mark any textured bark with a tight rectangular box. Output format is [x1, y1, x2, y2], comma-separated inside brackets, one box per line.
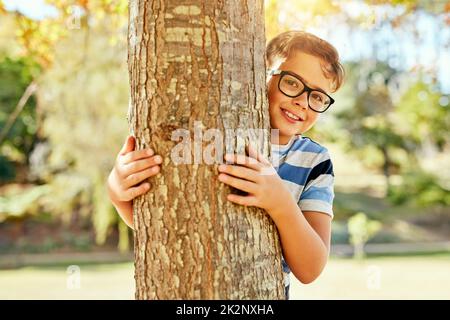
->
[128, 0, 284, 299]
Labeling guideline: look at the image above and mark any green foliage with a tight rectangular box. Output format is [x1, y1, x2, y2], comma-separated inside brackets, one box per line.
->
[0, 155, 15, 181]
[348, 212, 382, 259]
[334, 61, 418, 178]
[1, 1, 130, 251]
[0, 56, 40, 181]
[389, 170, 450, 207]
[0, 185, 51, 222]
[7, 0, 127, 68]
[334, 61, 449, 204]
[396, 80, 450, 150]
[40, 172, 92, 225]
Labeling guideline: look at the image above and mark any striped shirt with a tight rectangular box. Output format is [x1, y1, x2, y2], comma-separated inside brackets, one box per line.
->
[270, 135, 335, 299]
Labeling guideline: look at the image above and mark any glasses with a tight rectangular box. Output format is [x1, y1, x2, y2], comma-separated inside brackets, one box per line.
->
[269, 69, 335, 113]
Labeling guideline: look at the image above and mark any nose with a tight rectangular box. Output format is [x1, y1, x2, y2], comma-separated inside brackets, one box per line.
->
[291, 91, 309, 110]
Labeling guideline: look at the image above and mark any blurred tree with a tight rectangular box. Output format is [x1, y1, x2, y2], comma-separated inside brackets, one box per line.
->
[0, 56, 40, 183]
[388, 169, 450, 207]
[334, 61, 418, 192]
[1, 0, 131, 250]
[332, 59, 449, 209]
[8, 0, 127, 68]
[38, 19, 130, 250]
[348, 212, 381, 259]
[390, 80, 450, 207]
[396, 80, 450, 152]
[0, 184, 50, 222]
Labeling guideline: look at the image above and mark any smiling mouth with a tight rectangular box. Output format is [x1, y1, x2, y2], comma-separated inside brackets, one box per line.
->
[281, 108, 303, 122]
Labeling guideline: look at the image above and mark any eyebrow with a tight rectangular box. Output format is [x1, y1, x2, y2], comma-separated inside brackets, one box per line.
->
[287, 70, 327, 93]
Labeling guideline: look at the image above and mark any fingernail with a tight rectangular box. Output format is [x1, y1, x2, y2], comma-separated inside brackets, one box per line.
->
[154, 156, 162, 163]
[224, 154, 232, 161]
[147, 149, 154, 156]
[218, 164, 226, 171]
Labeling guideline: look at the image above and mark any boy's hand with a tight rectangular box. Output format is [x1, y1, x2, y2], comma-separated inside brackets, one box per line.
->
[217, 143, 293, 217]
[107, 135, 162, 203]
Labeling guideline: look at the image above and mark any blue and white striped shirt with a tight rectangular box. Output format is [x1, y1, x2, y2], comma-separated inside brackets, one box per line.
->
[270, 135, 335, 298]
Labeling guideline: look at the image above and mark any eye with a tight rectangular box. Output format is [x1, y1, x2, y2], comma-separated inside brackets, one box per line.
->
[311, 92, 324, 103]
[283, 78, 299, 88]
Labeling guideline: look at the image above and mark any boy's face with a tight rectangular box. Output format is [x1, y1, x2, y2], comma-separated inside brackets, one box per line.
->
[267, 51, 333, 144]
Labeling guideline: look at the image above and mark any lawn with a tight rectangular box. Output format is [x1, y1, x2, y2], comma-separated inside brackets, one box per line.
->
[290, 255, 450, 299]
[0, 255, 449, 299]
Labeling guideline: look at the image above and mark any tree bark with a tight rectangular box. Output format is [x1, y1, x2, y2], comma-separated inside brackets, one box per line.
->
[128, 0, 284, 299]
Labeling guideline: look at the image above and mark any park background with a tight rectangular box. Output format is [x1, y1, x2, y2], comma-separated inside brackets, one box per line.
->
[0, 0, 449, 299]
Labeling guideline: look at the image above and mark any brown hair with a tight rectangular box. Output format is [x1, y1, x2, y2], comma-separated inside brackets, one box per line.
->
[266, 31, 345, 92]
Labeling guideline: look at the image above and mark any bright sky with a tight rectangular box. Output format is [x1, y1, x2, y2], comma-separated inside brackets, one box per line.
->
[4, 0, 58, 20]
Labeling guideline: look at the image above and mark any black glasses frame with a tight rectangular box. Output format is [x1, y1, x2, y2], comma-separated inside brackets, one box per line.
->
[269, 69, 335, 113]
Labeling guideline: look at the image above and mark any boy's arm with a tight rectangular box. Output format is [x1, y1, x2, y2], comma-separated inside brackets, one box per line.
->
[268, 198, 331, 284]
[108, 186, 134, 229]
[303, 211, 331, 254]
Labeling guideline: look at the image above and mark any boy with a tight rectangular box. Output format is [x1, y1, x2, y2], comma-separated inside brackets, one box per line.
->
[107, 31, 344, 299]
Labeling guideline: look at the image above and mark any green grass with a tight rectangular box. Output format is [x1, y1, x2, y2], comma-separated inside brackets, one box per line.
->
[0, 256, 449, 299]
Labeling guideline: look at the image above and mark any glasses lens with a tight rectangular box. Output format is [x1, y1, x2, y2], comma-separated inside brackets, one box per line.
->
[279, 74, 304, 97]
[309, 91, 331, 112]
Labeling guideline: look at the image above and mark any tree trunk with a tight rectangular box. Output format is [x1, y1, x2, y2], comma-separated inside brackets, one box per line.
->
[128, 0, 284, 299]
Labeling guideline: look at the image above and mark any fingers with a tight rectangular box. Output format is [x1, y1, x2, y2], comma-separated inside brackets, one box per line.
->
[120, 135, 135, 155]
[226, 194, 257, 207]
[124, 155, 162, 174]
[124, 182, 151, 201]
[107, 166, 153, 203]
[218, 173, 257, 194]
[224, 154, 261, 170]
[122, 165, 160, 189]
[112, 143, 163, 201]
[218, 164, 260, 183]
[110, 136, 163, 202]
[121, 148, 155, 165]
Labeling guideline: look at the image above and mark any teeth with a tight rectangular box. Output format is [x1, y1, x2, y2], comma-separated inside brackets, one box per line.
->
[284, 109, 300, 120]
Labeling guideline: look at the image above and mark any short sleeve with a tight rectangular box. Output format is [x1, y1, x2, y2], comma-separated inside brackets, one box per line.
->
[298, 155, 335, 218]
